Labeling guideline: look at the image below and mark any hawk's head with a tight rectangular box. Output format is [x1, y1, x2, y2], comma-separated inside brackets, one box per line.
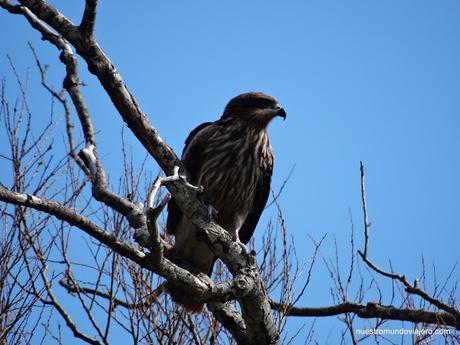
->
[221, 92, 286, 126]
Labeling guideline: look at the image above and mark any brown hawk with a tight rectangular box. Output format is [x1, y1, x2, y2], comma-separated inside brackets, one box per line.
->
[166, 92, 286, 311]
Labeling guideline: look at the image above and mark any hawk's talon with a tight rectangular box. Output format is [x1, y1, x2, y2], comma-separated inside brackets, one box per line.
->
[233, 235, 247, 255]
[230, 233, 247, 254]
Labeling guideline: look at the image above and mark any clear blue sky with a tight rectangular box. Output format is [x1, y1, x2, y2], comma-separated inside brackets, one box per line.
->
[1, 1, 459, 343]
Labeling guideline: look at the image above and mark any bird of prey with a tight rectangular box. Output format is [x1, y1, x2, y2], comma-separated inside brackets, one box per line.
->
[166, 92, 286, 312]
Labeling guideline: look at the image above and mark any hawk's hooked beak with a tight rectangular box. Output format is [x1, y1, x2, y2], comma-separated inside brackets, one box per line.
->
[274, 105, 287, 120]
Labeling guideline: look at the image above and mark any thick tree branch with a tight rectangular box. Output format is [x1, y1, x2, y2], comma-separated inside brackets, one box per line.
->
[3, 2, 149, 232]
[207, 303, 250, 344]
[15, 0, 179, 174]
[270, 300, 460, 330]
[80, 0, 98, 37]
[0, 187, 239, 305]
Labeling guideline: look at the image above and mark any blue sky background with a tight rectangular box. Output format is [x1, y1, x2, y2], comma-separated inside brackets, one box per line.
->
[1, 1, 459, 343]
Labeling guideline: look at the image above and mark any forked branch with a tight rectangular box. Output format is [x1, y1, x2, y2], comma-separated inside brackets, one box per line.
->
[357, 162, 459, 325]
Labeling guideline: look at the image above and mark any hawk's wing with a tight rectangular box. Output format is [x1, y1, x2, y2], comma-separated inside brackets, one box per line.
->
[238, 162, 273, 244]
[167, 121, 214, 235]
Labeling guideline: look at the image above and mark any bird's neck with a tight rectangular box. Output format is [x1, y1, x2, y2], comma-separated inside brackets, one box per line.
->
[224, 118, 269, 134]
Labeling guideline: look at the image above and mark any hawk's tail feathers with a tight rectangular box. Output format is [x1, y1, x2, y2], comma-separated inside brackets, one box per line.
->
[165, 257, 216, 313]
[165, 281, 204, 313]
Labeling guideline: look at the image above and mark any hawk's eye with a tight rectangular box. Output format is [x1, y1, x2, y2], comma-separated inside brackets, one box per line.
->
[251, 98, 274, 109]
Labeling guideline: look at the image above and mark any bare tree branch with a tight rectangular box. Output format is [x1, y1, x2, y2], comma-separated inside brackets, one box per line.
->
[0, 186, 240, 305]
[207, 302, 250, 344]
[80, 0, 98, 37]
[357, 162, 460, 325]
[270, 300, 460, 329]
